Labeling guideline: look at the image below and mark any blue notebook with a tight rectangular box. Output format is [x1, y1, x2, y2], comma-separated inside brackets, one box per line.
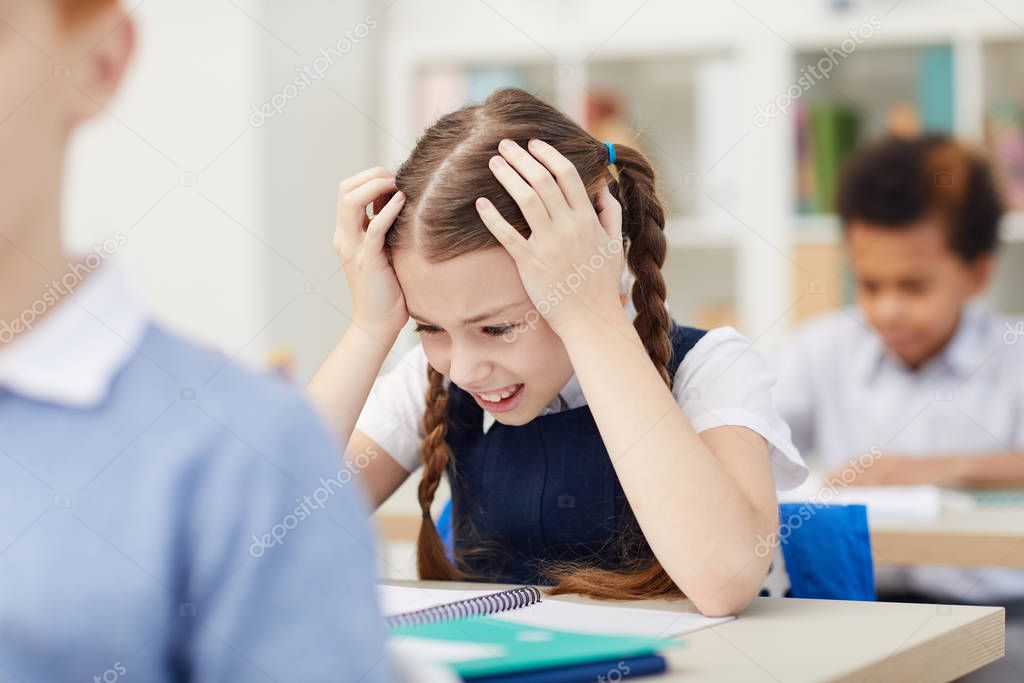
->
[466, 654, 667, 682]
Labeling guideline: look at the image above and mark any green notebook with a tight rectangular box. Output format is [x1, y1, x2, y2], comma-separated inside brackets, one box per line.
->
[390, 615, 681, 679]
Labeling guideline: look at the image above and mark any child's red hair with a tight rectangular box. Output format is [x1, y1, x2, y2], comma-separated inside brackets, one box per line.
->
[56, 0, 117, 25]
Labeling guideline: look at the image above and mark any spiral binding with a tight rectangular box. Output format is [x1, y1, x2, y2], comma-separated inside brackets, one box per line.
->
[387, 586, 542, 629]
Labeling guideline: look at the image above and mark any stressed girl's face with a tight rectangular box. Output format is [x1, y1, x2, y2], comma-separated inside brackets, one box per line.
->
[392, 246, 574, 426]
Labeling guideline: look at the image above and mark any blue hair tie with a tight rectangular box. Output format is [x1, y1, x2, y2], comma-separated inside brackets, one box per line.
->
[602, 141, 616, 165]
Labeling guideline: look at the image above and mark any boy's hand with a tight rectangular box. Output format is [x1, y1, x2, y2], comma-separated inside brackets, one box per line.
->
[333, 167, 407, 339]
[475, 138, 625, 336]
[829, 453, 964, 487]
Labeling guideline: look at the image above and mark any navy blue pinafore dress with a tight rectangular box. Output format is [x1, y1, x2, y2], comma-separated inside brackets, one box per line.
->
[443, 322, 706, 585]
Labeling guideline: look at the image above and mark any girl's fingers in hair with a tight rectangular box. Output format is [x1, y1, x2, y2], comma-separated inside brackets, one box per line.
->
[595, 183, 623, 243]
[334, 176, 395, 257]
[337, 177, 397, 229]
[365, 191, 405, 249]
[476, 197, 530, 259]
[487, 155, 552, 231]
[497, 139, 570, 219]
[339, 166, 393, 195]
[526, 138, 591, 211]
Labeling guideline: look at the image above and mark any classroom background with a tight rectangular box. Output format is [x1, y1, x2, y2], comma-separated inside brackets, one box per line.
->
[64, 0, 1024, 576]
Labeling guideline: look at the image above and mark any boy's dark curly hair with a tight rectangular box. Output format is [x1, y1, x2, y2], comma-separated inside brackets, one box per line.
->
[836, 134, 1004, 262]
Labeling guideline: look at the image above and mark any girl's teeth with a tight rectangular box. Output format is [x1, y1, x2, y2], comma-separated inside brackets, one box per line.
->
[480, 386, 517, 402]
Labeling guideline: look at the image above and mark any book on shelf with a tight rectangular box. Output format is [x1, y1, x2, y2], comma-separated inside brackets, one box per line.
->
[988, 101, 1024, 212]
[795, 44, 955, 214]
[795, 102, 861, 214]
[918, 45, 954, 133]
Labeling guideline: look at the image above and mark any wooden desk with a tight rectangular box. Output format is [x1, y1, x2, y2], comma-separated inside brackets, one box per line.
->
[390, 580, 1005, 682]
[871, 508, 1024, 569]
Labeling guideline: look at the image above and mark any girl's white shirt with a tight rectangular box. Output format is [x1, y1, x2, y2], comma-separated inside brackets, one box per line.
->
[355, 323, 808, 491]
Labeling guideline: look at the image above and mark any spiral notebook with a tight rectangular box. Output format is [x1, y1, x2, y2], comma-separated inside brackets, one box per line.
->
[381, 585, 703, 681]
[386, 585, 542, 628]
[379, 584, 732, 637]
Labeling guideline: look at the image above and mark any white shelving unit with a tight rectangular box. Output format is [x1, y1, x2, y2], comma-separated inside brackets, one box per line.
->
[378, 0, 1024, 348]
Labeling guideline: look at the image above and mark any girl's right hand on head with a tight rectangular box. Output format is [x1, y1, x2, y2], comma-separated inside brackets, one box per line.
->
[333, 167, 408, 339]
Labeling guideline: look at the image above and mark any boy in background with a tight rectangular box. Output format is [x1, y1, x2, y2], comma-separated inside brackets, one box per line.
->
[775, 134, 1023, 681]
[0, 1, 392, 680]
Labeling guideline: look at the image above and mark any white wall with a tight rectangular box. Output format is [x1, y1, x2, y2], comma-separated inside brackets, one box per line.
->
[66, 0, 266, 363]
[65, 0, 381, 375]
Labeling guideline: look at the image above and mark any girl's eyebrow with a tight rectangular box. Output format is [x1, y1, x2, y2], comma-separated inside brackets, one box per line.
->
[462, 300, 529, 324]
[408, 300, 530, 327]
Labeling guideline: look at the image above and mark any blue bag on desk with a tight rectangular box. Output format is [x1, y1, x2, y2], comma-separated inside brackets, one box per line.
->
[760, 503, 876, 601]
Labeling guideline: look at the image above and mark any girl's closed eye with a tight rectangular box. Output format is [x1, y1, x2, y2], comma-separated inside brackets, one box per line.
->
[483, 319, 532, 337]
[413, 323, 445, 336]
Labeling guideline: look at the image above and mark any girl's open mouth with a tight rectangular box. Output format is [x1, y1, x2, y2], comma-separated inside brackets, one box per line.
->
[472, 383, 524, 413]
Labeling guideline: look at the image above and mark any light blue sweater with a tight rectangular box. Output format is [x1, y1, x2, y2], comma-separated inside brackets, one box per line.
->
[0, 325, 393, 682]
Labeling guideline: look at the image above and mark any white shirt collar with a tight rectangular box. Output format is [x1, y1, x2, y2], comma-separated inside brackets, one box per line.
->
[931, 303, 987, 377]
[0, 265, 147, 408]
[853, 301, 989, 380]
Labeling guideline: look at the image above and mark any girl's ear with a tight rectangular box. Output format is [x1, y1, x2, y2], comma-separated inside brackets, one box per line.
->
[589, 181, 616, 221]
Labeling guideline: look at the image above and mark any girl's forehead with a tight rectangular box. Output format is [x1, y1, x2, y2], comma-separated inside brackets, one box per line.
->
[392, 245, 516, 280]
[393, 247, 529, 322]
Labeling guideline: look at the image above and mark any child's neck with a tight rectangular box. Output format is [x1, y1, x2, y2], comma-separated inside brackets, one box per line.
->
[894, 313, 963, 373]
[0, 207, 76, 348]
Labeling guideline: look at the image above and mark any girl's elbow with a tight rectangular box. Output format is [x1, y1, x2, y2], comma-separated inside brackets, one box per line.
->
[674, 559, 766, 616]
[690, 586, 757, 617]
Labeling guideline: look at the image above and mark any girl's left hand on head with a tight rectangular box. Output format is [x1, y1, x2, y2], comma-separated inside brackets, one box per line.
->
[475, 138, 625, 335]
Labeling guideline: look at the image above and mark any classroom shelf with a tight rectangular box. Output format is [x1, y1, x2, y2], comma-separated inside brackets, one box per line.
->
[793, 212, 1024, 245]
[413, 62, 558, 135]
[665, 217, 739, 250]
[981, 39, 1024, 212]
[379, 0, 1024, 344]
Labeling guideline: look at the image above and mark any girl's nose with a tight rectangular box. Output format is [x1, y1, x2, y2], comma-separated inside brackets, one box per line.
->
[447, 343, 490, 388]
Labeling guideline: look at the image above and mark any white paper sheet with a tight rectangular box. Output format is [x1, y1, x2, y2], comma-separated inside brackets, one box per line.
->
[777, 475, 945, 522]
[378, 585, 732, 638]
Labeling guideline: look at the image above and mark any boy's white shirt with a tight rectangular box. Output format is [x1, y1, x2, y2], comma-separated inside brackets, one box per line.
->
[776, 303, 1024, 467]
[775, 302, 1024, 602]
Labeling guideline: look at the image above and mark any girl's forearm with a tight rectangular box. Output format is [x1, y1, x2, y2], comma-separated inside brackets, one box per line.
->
[306, 324, 398, 449]
[557, 306, 772, 614]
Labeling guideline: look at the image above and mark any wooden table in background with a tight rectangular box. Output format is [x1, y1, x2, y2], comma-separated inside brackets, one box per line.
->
[871, 508, 1024, 569]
